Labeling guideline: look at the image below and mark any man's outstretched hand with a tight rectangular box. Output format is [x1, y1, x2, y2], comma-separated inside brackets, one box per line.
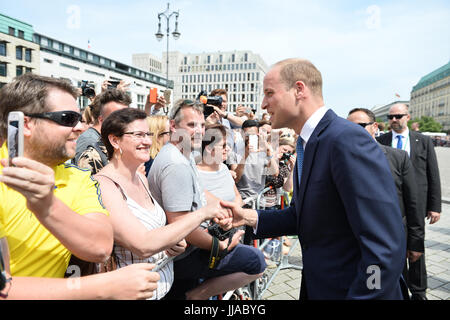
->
[217, 200, 258, 230]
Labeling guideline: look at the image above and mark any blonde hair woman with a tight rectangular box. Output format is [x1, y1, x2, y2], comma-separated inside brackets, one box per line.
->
[144, 115, 170, 176]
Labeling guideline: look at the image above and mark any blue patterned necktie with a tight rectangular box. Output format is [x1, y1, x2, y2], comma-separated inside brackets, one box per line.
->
[396, 135, 403, 150]
[296, 137, 304, 186]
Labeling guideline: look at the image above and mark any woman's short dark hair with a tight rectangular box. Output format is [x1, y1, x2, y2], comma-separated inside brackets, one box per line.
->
[201, 124, 227, 155]
[101, 108, 147, 160]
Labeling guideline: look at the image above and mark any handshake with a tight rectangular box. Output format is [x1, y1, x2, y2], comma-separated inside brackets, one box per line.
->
[203, 199, 258, 232]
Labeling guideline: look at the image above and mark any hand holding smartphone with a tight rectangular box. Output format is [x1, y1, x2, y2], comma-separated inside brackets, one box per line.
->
[248, 134, 258, 152]
[7, 111, 24, 166]
[149, 88, 158, 104]
[163, 89, 171, 104]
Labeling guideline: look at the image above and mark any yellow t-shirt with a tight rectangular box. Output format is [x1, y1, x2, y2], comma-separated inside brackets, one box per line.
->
[0, 219, 5, 239]
[0, 142, 7, 161]
[0, 154, 108, 278]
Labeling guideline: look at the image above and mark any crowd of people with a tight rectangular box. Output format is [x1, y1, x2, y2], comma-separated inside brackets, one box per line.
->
[0, 57, 442, 300]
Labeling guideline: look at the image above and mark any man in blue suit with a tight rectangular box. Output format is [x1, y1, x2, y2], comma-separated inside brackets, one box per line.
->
[220, 58, 407, 299]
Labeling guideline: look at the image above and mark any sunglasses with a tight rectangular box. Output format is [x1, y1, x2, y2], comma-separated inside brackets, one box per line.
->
[387, 114, 407, 120]
[158, 131, 170, 137]
[358, 122, 374, 128]
[25, 110, 82, 127]
[171, 99, 195, 119]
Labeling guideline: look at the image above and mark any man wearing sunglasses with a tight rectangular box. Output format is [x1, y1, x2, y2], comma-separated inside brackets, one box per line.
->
[377, 103, 442, 300]
[0, 74, 158, 298]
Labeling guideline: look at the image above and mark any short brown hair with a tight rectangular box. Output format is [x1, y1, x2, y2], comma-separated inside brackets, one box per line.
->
[90, 89, 132, 125]
[202, 123, 227, 154]
[0, 73, 78, 139]
[274, 58, 323, 98]
[210, 88, 227, 96]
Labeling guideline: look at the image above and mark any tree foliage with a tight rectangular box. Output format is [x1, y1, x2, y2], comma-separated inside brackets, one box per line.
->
[408, 116, 443, 132]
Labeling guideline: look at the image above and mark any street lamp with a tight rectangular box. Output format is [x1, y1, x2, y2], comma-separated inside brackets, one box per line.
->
[155, 3, 180, 114]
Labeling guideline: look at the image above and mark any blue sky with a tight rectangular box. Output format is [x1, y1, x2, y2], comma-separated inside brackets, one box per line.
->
[2, 0, 450, 117]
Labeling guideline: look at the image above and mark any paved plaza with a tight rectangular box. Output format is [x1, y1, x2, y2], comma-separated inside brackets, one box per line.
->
[262, 146, 450, 300]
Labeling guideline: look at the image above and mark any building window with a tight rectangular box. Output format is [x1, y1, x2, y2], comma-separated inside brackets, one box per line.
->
[0, 62, 6, 77]
[60, 63, 79, 70]
[244, 53, 248, 62]
[137, 94, 145, 110]
[16, 66, 23, 76]
[25, 49, 32, 62]
[18, 30, 25, 39]
[8, 27, 15, 36]
[231, 54, 235, 63]
[16, 46, 23, 60]
[40, 37, 49, 47]
[25, 67, 32, 73]
[0, 42, 6, 56]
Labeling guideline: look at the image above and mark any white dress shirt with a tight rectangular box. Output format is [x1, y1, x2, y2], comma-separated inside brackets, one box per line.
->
[391, 127, 411, 156]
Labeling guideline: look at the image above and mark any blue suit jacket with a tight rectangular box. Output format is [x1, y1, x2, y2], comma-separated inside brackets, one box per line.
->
[256, 109, 406, 299]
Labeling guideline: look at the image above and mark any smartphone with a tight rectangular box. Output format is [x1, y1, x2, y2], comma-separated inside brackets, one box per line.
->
[149, 88, 158, 104]
[7, 111, 24, 165]
[163, 89, 171, 104]
[153, 256, 175, 272]
[248, 134, 258, 152]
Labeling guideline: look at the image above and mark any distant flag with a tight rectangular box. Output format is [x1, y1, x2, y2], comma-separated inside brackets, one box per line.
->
[395, 93, 400, 98]
[87, 39, 91, 50]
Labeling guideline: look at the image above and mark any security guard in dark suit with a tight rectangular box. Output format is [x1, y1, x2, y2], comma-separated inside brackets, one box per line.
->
[348, 108, 425, 300]
[377, 103, 442, 300]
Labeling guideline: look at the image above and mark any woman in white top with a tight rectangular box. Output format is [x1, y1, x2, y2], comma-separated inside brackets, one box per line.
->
[197, 124, 243, 207]
[94, 108, 228, 300]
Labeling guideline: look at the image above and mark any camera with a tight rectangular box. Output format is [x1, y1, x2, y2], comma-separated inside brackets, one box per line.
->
[196, 91, 223, 118]
[280, 152, 293, 164]
[107, 80, 120, 89]
[81, 80, 96, 98]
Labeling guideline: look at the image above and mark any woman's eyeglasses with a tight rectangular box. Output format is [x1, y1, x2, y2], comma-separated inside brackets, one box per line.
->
[122, 131, 154, 139]
[25, 111, 82, 127]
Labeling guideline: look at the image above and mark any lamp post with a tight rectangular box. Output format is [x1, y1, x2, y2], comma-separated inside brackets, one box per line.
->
[155, 3, 180, 115]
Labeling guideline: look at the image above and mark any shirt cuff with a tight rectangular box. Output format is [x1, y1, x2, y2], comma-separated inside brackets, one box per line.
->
[252, 211, 260, 235]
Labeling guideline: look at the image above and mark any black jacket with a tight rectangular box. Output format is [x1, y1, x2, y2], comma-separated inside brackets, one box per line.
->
[379, 144, 424, 252]
[377, 131, 442, 217]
